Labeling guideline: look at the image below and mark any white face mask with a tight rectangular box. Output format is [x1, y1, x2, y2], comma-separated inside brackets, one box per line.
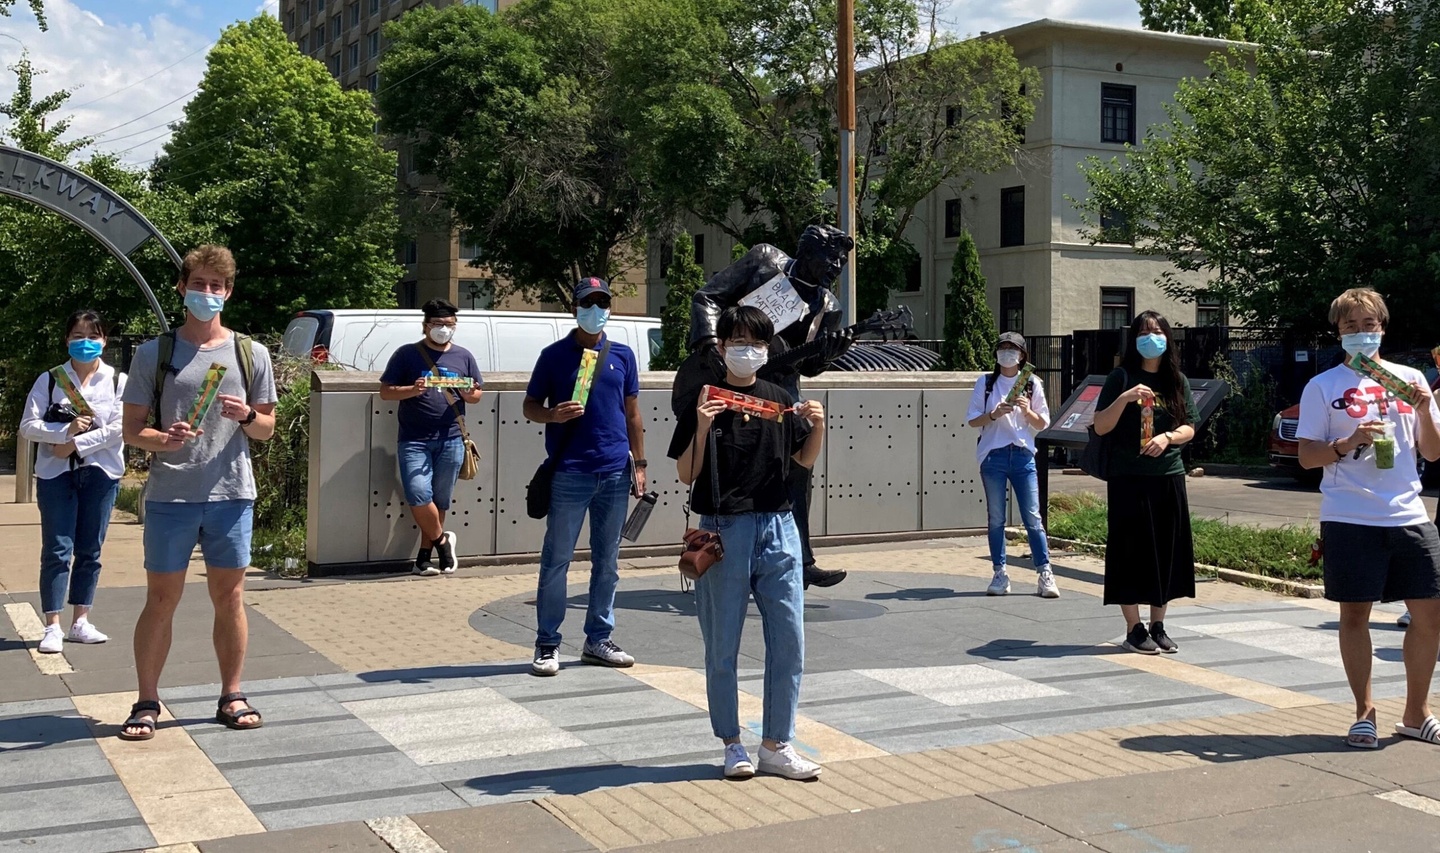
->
[723, 344, 768, 378]
[996, 350, 1022, 368]
[428, 325, 454, 345]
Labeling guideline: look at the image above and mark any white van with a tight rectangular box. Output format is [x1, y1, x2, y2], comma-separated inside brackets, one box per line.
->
[281, 309, 663, 372]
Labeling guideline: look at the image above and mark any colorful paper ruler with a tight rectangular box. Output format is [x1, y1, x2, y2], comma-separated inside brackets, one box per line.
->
[187, 363, 228, 428]
[425, 375, 474, 390]
[1346, 351, 1424, 406]
[1003, 364, 1036, 405]
[703, 384, 791, 422]
[572, 348, 599, 406]
[48, 367, 94, 417]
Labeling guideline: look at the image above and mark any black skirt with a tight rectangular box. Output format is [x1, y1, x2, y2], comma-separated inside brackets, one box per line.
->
[1104, 473, 1196, 606]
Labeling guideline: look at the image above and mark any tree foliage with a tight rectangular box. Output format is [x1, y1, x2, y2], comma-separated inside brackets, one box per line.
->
[1078, 0, 1440, 344]
[940, 230, 994, 370]
[378, 1, 646, 309]
[1139, 0, 1348, 42]
[0, 0, 44, 29]
[651, 233, 705, 370]
[154, 16, 402, 334]
[620, 0, 1038, 306]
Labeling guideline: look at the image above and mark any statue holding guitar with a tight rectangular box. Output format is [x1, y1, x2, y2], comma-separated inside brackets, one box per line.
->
[672, 224, 914, 589]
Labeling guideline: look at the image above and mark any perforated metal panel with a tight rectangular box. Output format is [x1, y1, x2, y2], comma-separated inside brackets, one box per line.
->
[631, 390, 687, 546]
[494, 393, 560, 554]
[921, 388, 987, 530]
[824, 390, 922, 534]
[800, 389, 827, 536]
[367, 394, 499, 560]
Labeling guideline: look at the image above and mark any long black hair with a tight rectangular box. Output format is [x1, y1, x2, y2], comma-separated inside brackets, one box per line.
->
[1121, 310, 1190, 425]
[64, 309, 106, 340]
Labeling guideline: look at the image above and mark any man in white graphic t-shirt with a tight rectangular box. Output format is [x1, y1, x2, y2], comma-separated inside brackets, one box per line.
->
[1296, 287, 1440, 750]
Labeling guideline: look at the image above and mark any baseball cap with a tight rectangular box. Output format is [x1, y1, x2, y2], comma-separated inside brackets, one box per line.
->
[998, 331, 1027, 354]
[573, 277, 612, 302]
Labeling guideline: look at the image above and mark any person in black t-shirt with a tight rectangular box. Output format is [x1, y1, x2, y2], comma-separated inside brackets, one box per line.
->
[668, 306, 827, 782]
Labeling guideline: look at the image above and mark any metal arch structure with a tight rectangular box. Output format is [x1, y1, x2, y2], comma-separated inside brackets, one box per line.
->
[0, 145, 177, 331]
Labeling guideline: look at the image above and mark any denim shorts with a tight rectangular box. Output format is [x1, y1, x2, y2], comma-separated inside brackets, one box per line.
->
[143, 499, 254, 573]
[398, 438, 465, 510]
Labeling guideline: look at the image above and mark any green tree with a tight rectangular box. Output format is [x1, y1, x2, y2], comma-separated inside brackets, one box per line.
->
[618, 0, 1038, 308]
[0, 0, 44, 29]
[379, 0, 646, 309]
[1, 53, 83, 158]
[1077, 0, 1440, 343]
[1139, 0, 1347, 42]
[651, 233, 705, 370]
[153, 16, 401, 334]
[940, 231, 994, 371]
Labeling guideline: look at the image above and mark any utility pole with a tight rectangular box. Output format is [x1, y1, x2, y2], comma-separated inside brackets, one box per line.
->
[837, 0, 857, 325]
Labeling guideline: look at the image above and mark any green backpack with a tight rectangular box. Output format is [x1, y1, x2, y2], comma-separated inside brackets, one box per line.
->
[150, 330, 255, 427]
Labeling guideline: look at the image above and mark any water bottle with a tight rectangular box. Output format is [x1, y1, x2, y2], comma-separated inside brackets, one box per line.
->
[621, 491, 659, 542]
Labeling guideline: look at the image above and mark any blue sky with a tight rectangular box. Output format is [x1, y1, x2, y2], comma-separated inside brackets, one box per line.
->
[0, 0, 1138, 166]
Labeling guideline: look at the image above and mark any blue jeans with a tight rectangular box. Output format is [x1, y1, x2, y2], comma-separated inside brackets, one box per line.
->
[535, 470, 630, 648]
[398, 438, 465, 510]
[695, 512, 805, 742]
[980, 445, 1051, 572]
[37, 468, 119, 614]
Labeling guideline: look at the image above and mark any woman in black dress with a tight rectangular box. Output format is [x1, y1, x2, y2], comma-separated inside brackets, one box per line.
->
[1092, 311, 1199, 654]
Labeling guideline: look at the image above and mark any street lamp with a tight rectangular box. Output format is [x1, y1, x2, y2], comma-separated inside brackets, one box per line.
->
[837, 0, 857, 326]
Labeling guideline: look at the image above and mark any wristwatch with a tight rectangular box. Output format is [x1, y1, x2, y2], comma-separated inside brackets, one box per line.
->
[240, 407, 257, 426]
[634, 459, 648, 469]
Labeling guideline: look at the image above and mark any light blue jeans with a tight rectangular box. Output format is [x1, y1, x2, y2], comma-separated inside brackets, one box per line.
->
[535, 470, 629, 648]
[695, 511, 805, 742]
[980, 445, 1051, 572]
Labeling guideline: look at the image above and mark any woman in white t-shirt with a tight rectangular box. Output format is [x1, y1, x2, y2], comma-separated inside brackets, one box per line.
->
[18, 310, 127, 655]
[966, 332, 1058, 599]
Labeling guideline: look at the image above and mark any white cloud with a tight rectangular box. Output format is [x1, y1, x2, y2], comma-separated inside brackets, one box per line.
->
[940, 0, 1141, 38]
[0, 0, 210, 167]
[257, 0, 279, 17]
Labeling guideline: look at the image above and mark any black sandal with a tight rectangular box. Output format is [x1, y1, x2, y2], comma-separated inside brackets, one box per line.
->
[215, 692, 264, 730]
[118, 700, 161, 741]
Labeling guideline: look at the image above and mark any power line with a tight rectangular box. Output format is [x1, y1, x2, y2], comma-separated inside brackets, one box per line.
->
[87, 87, 199, 139]
[69, 42, 214, 109]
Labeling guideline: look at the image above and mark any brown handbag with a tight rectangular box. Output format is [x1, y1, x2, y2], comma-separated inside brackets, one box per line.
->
[680, 424, 723, 580]
[414, 343, 482, 480]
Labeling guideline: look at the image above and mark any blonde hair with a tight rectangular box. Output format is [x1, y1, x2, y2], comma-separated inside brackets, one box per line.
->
[1328, 287, 1389, 327]
[180, 244, 237, 287]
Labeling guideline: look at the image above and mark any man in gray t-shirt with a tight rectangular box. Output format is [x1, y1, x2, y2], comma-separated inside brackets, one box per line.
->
[117, 244, 279, 742]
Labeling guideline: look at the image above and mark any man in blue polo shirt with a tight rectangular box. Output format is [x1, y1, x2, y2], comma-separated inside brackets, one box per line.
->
[524, 277, 647, 676]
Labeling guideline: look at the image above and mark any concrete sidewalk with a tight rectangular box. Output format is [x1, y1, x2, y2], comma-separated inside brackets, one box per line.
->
[3, 476, 1439, 852]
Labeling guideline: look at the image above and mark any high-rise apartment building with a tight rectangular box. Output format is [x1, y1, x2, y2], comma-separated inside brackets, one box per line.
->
[279, 0, 648, 314]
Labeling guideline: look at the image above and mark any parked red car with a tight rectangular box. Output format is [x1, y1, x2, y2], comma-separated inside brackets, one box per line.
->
[1268, 350, 1440, 486]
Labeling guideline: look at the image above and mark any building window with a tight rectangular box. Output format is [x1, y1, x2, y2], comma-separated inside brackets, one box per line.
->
[367, 72, 379, 93]
[402, 240, 418, 265]
[1101, 288, 1134, 330]
[659, 241, 674, 277]
[369, 0, 379, 12]
[329, 54, 341, 76]
[367, 30, 380, 58]
[286, 10, 295, 31]
[944, 198, 963, 239]
[1000, 186, 1025, 248]
[1197, 294, 1226, 326]
[1001, 84, 1027, 143]
[1099, 207, 1132, 244]
[346, 42, 359, 71]
[459, 230, 482, 261]
[903, 255, 921, 293]
[316, 0, 325, 12]
[300, 1, 309, 19]
[331, 15, 341, 40]
[349, 1, 360, 27]
[945, 106, 960, 128]
[1102, 83, 1136, 145]
[1000, 288, 1024, 333]
[460, 278, 493, 310]
[397, 280, 417, 309]
[693, 233, 705, 267]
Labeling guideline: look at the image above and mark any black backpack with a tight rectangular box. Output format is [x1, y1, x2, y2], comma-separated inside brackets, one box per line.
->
[1078, 367, 1126, 481]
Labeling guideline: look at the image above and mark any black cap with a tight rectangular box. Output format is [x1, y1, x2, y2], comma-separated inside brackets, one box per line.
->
[573, 277, 612, 302]
[998, 331, 1027, 355]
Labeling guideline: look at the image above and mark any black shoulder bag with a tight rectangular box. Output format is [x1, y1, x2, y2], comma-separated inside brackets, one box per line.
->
[525, 338, 612, 519]
[1078, 367, 1127, 481]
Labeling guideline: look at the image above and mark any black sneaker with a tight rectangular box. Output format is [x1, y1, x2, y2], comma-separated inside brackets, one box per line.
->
[412, 548, 439, 577]
[1149, 621, 1178, 654]
[1122, 623, 1160, 655]
[803, 565, 848, 589]
[435, 532, 457, 574]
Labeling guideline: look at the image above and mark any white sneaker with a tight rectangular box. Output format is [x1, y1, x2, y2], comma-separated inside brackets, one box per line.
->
[1398, 610, 1412, 628]
[1037, 569, 1060, 599]
[437, 531, 458, 574]
[532, 645, 560, 676]
[38, 624, 64, 654]
[723, 743, 755, 779]
[68, 619, 109, 644]
[987, 569, 1011, 596]
[757, 743, 822, 780]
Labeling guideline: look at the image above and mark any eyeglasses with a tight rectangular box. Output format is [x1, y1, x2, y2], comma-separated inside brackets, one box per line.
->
[578, 297, 612, 309]
[425, 320, 458, 328]
[186, 282, 228, 294]
[1340, 320, 1383, 332]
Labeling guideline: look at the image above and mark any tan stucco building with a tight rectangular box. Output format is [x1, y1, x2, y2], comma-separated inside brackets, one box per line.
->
[648, 19, 1241, 339]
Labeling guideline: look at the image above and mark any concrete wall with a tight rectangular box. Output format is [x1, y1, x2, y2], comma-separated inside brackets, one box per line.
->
[307, 371, 997, 574]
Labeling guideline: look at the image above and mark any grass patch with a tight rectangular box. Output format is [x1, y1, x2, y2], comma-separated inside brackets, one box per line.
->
[251, 525, 306, 578]
[1047, 492, 1320, 581]
[115, 484, 142, 517]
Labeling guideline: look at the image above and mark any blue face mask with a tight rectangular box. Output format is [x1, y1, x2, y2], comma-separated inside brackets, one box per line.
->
[68, 339, 104, 363]
[184, 290, 225, 321]
[577, 305, 609, 335]
[1136, 333, 1168, 360]
[1341, 331, 1382, 359]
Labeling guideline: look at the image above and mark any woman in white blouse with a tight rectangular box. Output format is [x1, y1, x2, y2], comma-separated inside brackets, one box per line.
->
[19, 310, 127, 654]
